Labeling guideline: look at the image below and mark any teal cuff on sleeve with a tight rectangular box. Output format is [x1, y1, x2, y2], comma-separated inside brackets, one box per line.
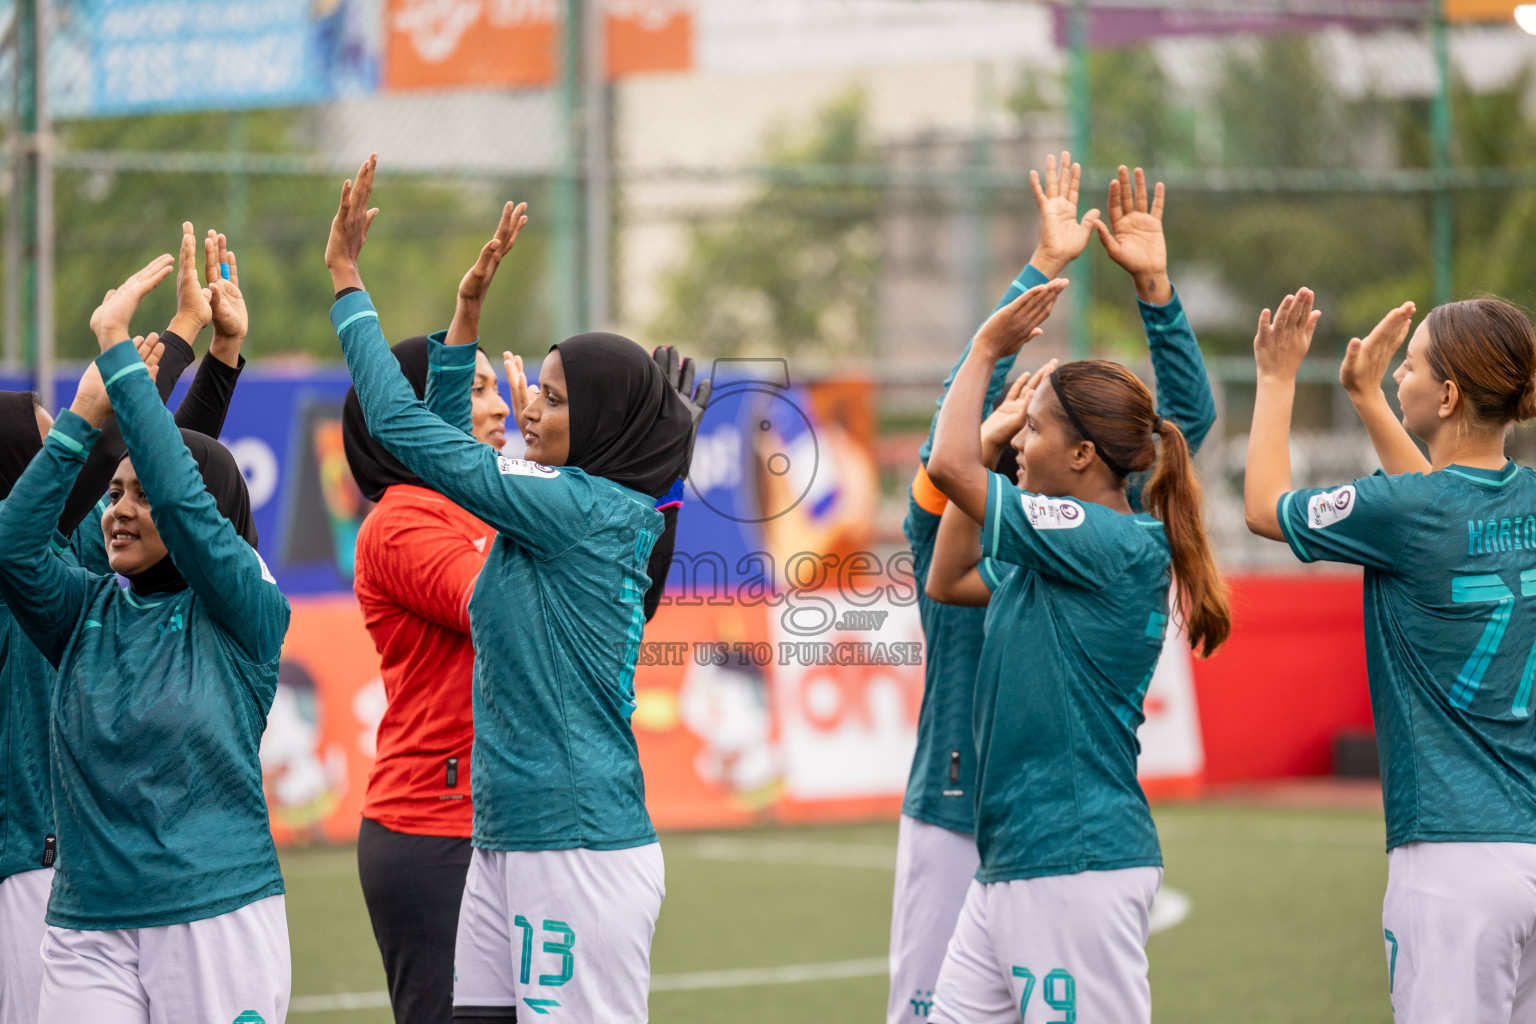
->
[94, 338, 147, 388]
[1276, 491, 1316, 563]
[979, 557, 1005, 593]
[983, 472, 1006, 561]
[46, 409, 101, 461]
[1017, 264, 1051, 290]
[428, 332, 479, 369]
[330, 290, 378, 334]
[1137, 285, 1187, 329]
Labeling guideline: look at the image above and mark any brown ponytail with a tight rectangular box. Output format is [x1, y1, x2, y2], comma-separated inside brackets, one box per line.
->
[1424, 297, 1536, 427]
[1051, 361, 1231, 657]
[1142, 417, 1231, 656]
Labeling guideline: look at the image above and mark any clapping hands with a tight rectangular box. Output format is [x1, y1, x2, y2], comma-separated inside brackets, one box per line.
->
[1026, 156, 1173, 304]
[1253, 288, 1322, 382]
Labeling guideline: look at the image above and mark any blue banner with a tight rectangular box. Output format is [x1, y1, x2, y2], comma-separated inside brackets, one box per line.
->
[57, 0, 379, 118]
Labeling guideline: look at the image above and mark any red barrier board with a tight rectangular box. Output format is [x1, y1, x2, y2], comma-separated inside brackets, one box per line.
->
[1188, 572, 1373, 782]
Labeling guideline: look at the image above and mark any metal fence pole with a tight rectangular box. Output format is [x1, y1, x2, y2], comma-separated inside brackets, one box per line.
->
[1068, 0, 1091, 359]
[584, 0, 610, 331]
[1431, 0, 1453, 306]
[34, 0, 51, 409]
[3, 11, 22, 371]
[552, 0, 584, 343]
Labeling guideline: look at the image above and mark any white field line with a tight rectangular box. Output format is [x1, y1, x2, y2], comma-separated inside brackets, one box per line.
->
[288, 880, 1190, 1013]
[678, 836, 897, 870]
[287, 959, 888, 1012]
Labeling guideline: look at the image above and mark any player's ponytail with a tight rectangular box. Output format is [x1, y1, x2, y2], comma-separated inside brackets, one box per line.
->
[1051, 361, 1230, 657]
[1142, 416, 1231, 657]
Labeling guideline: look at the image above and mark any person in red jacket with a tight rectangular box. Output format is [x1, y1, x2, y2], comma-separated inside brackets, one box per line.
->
[345, 328, 506, 1024]
[345, 327, 509, 1024]
[344, 207, 523, 1024]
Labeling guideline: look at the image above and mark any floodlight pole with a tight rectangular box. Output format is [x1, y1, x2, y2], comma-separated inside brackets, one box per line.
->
[1067, 0, 1091, 359]
[1430, 0, 1453, 306]
[553, 0, 584, 343]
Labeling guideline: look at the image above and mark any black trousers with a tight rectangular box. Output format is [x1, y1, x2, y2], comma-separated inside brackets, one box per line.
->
[356, 816, 474, 1024]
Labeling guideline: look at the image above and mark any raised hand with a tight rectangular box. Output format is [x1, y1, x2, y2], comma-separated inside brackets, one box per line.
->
[651, 344, 712, 429]
[90, 254, 175, 351]
[504, 352, 537, 434]
[974, 279, 1069, 361]
[326, 153, 379, 293]
[168, 222, 213, 342]
[459, 202, 529, 309]
[445, 201, 530, 349]
[982, 359, 1058, 464]
[1029, 151, 1101, 278]
[1253, 288, 1322, 382]
[1340, 302, 1415, 398]
[1093, 165, 1171, 304]
[205, 230, 248, 342]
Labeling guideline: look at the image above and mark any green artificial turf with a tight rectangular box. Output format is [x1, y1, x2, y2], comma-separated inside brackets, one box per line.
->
[281, 804, 1392, 1023]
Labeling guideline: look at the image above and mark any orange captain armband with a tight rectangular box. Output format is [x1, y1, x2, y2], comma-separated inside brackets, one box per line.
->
[911, 464, 950, 516]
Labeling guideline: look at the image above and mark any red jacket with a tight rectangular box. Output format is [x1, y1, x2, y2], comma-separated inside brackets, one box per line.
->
[355, 484, 493, 836]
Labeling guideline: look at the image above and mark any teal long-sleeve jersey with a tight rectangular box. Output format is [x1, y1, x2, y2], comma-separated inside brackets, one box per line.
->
[901, 272, 1215, 834]
[1279, 463, 1536, 850]
[334, 293, 662, 852]
[0, 341, 289, 929]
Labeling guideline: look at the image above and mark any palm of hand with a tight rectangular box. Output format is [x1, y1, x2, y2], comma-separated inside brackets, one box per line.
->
[1107, 213, 1165, 273]
[212, 288, 247, 337]
[1040, 198, 1090, 257]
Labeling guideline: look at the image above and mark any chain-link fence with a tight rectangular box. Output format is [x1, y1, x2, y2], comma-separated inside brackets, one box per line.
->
[6, 0, 1536, 566]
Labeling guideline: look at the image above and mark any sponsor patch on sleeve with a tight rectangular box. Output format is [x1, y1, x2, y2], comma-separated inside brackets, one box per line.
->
[255, 551, 277, 585]
[1307, 484, 1356, 529]
[497, 457, 560, 478]
[1021, 494, 1086, 530]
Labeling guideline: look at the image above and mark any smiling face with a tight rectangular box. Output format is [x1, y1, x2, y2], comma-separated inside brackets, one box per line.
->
[103, 457, 170, 575]
[520, 348, 571, 466]
[1394, 321, 1454, 442]
[1012, 385, 1082, 498]
[471, 349, 511, 450]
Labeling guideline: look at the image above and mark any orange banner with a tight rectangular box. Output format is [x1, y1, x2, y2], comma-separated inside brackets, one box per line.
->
[384, 0, 692, 93]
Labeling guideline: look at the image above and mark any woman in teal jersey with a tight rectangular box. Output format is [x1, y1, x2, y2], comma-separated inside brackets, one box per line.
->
[326, 156, 703, 1023]
[921, 281, 1229, 1024]
[888, 157, 1218, 1024]
[0, 260, 288, 1024]
[1247, 288, 1536, 1023]
[0, 229, 250, 1024]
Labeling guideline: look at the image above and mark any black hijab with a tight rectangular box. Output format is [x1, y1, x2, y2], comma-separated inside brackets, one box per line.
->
[0, 391, 42, 501]
[343, 336, 432, 502]
[554, 333, 692, 499]
[119, 429, 258, 597]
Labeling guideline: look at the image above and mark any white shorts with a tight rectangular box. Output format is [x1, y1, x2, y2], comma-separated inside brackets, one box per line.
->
[36, 894, 290, 1024]
[0, 868, 53, 1024]
[888, 815, 979, 1023]
[1383, 841, 1536, 1023]
[453, 844, 665, 1022]
[930, 866, 1161, 1024]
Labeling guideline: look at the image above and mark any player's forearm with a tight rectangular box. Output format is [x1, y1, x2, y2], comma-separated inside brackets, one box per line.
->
[1245, 377, 1297, 540]
[927, 349, 994, 522]
[1350, 389, 1431, 476]
[926, 501, 990, 606]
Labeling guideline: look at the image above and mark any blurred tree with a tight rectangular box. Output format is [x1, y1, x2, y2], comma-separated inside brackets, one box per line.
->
[1012, 35, 1536, 357]
[649, 91, 880, 357]
[33, 109, 552, 362]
